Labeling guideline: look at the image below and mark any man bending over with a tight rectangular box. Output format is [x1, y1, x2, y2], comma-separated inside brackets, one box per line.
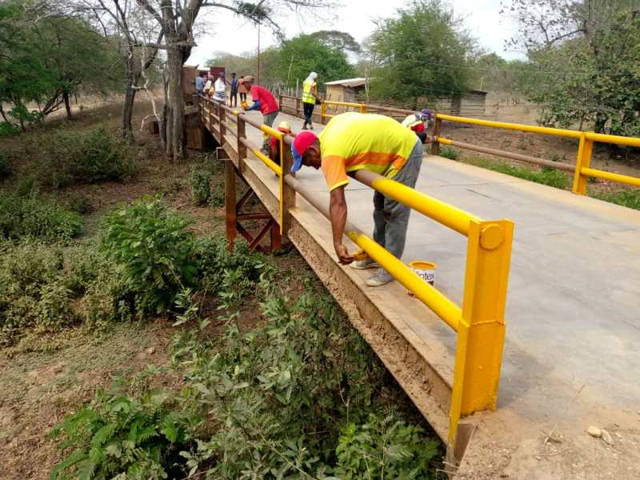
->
[290, 112, 423, 287]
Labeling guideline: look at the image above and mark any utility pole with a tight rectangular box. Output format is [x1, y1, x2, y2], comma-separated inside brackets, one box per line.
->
[257, 22, 261, 84]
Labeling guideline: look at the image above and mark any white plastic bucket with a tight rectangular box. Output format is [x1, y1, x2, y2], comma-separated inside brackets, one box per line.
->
[409, 261, 437, 286]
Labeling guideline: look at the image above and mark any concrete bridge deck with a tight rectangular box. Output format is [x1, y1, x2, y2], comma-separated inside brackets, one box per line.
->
[214, 109, 640, 478]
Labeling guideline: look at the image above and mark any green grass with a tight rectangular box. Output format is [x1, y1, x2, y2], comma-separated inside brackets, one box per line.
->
[591, 188, 640, 210]
[462, 156, 571, 189]
[489, 163, 570, 189]
[460, 155, 640, 211]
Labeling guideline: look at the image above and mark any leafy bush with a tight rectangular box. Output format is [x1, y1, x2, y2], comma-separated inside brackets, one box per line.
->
[490, 164, 570, 189]
[52, 256, 441, 479]
[190, 166, 211, 206]
[439, 146, 460, 160]
[102, 197, 197, 314]
[0, 121, 20, 137]
[0, 192, 83, 242]
[335, 414, 439, 479]
[193, 235, 274, 310]
[174, 286, 438, 478]
[0, 242, 75, 345]
[62, 192, 93, 214]
[0, 152, 11, 179]
[40, 126, 136, 188]
[208, 183, 225, 208]
[50, 386, 198, 480]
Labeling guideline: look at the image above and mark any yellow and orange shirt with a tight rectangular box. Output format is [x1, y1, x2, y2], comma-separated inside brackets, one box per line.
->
[319, 112, 418, 191]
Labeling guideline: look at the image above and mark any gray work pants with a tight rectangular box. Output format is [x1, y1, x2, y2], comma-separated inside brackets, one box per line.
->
[262, 110, 279, 150]
[373, 139, 423, 260]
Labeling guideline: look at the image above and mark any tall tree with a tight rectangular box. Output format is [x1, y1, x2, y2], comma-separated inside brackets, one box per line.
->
[76, 0, 164, 139]
[276, 33, 355, 88]
[0, 0, 120, 131]
[505, 0, 640, 134]
[136, 0, 334, 161]
[310, 30, 361, 55]
[366, 0, 475, 107]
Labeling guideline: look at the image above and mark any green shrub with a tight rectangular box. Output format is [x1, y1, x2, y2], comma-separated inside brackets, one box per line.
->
[0, 153, 11, 179]
[52, 263, 441, 479]
[175, 286, 437, 478]
[62, 192, 93, 214]
[0, 121, 20, 137]
[0, 242, 75, 345]
[193, 235, 274, 309]
[439, 146, 460, 160]
[335, 414, 440, 479]
[592, 188, 640, 210]
[190, 167, 211, 206]
[0, 192, 83, 242]
[208, 183, 225, 208]
[64, 243, 135, 325]
[50, 386, 198, 480]
[102, 197, 197, 314]
[40, 126, 136, 188]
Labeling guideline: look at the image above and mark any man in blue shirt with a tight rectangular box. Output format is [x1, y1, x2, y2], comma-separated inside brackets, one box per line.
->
[195, 72, 205, 94]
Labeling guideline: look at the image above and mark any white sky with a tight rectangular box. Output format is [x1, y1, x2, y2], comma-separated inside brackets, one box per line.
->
[187, 0, 525, 66]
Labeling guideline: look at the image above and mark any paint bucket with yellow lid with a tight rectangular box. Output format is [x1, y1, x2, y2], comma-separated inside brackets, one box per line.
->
[409, 260, 437, 286]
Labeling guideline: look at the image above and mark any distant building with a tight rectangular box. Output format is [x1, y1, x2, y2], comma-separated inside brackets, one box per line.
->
[323, 77, 488, 116]
[324, 77, 368, 104]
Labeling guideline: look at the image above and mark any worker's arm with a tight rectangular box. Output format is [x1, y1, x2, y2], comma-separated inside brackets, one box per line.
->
[330, 186, 354, 264]
[246, 99, 260, 111]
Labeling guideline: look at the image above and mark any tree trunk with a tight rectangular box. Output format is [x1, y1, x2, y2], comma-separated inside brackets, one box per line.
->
[122, 71, 139, 140]
[165, 45, 186, 161]
[63, 91, 72, 119]
[122, 85, 136, 140]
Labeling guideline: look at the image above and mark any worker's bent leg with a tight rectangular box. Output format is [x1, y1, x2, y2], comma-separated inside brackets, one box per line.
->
[382, 139, 423, 260]
[262, 111, 278, 151]
[373, 191, 386, 248]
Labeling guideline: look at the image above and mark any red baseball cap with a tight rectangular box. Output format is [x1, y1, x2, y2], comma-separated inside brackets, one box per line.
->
[291, 131, 318, 173]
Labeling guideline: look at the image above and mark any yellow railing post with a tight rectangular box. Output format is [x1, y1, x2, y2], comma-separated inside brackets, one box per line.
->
[219, 104, 226, 145]
[237, 114, 247, 160]
[449, 219, 514, 447]
[431, 117, 442, 156]
[360, 103, 367, 113]
[321, 101, 327, 124]
[279, 138, 295, 236]
[572, 132, 594, 195]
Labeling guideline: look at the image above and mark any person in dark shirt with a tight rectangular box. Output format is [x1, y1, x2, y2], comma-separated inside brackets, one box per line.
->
[228, 72, 239, 107]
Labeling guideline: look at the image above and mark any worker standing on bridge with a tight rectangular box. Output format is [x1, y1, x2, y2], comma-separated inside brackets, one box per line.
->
[242, 75, 280, 152]
[302, 71, 318, 130]
[290, 112, 423, 287]
[213, 72, 227, 103]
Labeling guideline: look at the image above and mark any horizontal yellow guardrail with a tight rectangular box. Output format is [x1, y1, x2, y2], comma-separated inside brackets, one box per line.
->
[346, 231, 462, 331]
[354, 170, 480, 236]
[585, 131, 640, 148]
[433, 113, 640, 195]
[322, 99, 365, 109]
[581, 167, 640, 187]
[436, 113, 583, 139]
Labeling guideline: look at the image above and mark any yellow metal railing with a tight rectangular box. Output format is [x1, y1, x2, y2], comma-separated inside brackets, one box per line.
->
[200, 95, 514, 450]
[279, 95, 640, 195]
[435, 114, 640, 194]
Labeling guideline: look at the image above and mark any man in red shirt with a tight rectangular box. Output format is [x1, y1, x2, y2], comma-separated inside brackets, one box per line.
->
[242, 75, 279, 152]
